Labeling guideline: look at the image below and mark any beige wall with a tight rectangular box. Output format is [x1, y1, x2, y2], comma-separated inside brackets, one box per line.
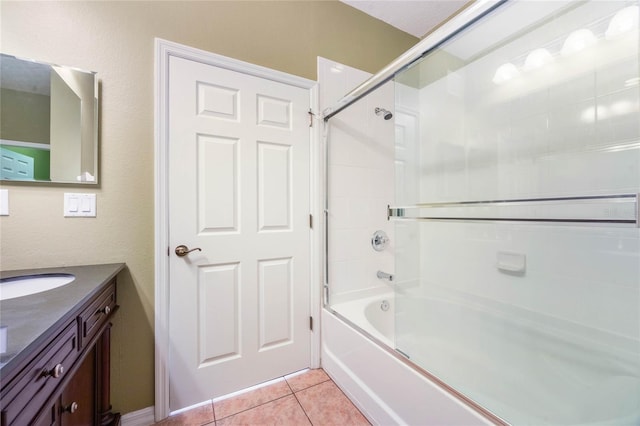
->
[0, 0, 417, 415]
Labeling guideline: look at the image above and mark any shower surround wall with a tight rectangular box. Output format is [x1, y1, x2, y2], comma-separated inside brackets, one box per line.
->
[319, 58, 396, 304]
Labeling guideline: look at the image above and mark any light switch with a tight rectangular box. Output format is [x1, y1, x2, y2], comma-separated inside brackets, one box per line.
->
[81, 196, 92, 212]
[68, 196, 79, 212]
[0, 189, 8, 216]
[64, 193, 96, 217]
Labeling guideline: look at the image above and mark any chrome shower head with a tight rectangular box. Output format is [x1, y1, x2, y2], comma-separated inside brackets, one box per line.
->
[375, 107, 393, 120]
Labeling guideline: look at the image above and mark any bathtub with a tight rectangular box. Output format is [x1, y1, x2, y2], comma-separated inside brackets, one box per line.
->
[330, 292, 395, 348]
[323, 292, 496, 426]
[323, 291, 640, 425]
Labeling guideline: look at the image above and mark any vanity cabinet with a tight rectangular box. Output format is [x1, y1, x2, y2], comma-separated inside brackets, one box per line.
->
[59, 347, 96, 426]
[0, 276, 120, 426]
[32, 349, 94, 426]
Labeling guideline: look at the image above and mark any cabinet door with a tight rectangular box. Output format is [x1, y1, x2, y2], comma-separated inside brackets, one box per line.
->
[32, 402, 58, 426]
[60, 348, 96, 426]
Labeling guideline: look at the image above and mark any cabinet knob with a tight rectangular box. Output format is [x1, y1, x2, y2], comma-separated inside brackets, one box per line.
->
[62, 402, 79, 414]
[43, 363, 64, 378]
[100, 305, 111, 315]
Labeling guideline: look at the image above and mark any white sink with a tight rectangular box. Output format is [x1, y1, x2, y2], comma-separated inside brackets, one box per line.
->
[0, 274, 75, 301]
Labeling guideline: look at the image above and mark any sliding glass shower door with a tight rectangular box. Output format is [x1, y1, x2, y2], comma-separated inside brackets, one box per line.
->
[392, 1, 640, 423]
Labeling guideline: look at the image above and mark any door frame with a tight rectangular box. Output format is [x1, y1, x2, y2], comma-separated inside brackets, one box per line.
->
[154, 38, 321, 421]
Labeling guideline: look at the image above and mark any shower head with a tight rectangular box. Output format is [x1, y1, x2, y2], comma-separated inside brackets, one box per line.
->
[375, 107, 393, 120]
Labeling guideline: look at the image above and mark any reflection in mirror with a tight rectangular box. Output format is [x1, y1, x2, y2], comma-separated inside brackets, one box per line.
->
[0, 54, 98, 184]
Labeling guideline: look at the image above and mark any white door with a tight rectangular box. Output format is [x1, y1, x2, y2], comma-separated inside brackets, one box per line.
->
[168, 55, 311, 411]
[0, 147, 35, 180]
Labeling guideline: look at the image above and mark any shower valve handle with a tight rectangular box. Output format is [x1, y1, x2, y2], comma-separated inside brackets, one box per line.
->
[371, 230, 389, 251]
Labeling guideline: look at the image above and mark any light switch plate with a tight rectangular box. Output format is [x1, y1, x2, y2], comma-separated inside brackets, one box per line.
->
[0, 189, 8, 216]
[64, 193, 96, 217]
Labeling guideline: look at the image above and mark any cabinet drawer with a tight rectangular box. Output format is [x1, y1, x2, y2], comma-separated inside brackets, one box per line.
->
[78, 280, 116, 350]
[1, 320, 78, 426]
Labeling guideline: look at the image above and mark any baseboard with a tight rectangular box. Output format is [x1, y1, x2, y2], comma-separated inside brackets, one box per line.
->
[120, 406, 155, 426]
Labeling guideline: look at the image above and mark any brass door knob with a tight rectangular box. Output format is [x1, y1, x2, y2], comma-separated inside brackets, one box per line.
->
[175, 245, 202, 257]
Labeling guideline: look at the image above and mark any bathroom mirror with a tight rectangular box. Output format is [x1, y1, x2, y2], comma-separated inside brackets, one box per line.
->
[0, 53, 98, 184]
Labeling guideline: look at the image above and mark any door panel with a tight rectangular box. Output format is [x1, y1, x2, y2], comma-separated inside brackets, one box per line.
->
[258, 141, 292, 231]
[258, 257, 294, 349]
[197, 135, 239, 233]
[198, 262, 240, 365]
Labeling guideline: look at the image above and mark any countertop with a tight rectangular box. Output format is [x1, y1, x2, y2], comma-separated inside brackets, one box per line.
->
[0, 263, 126, 378]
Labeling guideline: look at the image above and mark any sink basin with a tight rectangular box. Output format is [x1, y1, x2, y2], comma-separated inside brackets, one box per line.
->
[0, 274, 75, 301]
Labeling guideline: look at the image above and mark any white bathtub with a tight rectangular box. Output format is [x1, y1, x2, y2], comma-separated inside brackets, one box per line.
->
[323, 292, 495, 426]
[323, 292, 640, 425]
[330, 293, 395, 347]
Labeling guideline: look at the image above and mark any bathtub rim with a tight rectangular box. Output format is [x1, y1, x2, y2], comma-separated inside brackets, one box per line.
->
[324, 305, 509, 426]
[330, 291, 395, 346]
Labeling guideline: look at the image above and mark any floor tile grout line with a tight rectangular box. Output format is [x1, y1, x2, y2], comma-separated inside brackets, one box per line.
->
[213, 376, 333, 423]
[291, 378, 346, 426]
[160, 371, 344, 425]
[284, 376, 295, 394]
[213, 392, 295, 421]
[287, 376, 332, 394]
[300, 376, 332, 392]
[297, 376, 371, 426]
[212, 374, 292, 421]
[290, 386, 314, 426]
[329, 380, 372, 426]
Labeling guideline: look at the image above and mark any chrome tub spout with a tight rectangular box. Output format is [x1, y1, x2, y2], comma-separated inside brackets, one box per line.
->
[377, 270, 394, 282]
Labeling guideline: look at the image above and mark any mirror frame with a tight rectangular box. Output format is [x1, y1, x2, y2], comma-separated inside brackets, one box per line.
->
[0, 53, 99, 185]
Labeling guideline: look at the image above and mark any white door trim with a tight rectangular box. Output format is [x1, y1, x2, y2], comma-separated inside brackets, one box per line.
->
[154, 38, 320, 422]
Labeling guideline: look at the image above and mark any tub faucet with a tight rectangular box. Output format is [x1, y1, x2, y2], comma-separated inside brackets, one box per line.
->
[377, 270, 394, 282]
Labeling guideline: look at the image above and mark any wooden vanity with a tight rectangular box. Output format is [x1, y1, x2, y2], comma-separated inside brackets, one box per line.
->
[0, 263, 125, 426]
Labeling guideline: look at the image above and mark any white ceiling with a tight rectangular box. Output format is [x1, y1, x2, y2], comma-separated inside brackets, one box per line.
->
[340, 0, 470, 39]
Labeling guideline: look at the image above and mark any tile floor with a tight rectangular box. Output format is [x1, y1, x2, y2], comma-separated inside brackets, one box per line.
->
[155, 368, 371, 426]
